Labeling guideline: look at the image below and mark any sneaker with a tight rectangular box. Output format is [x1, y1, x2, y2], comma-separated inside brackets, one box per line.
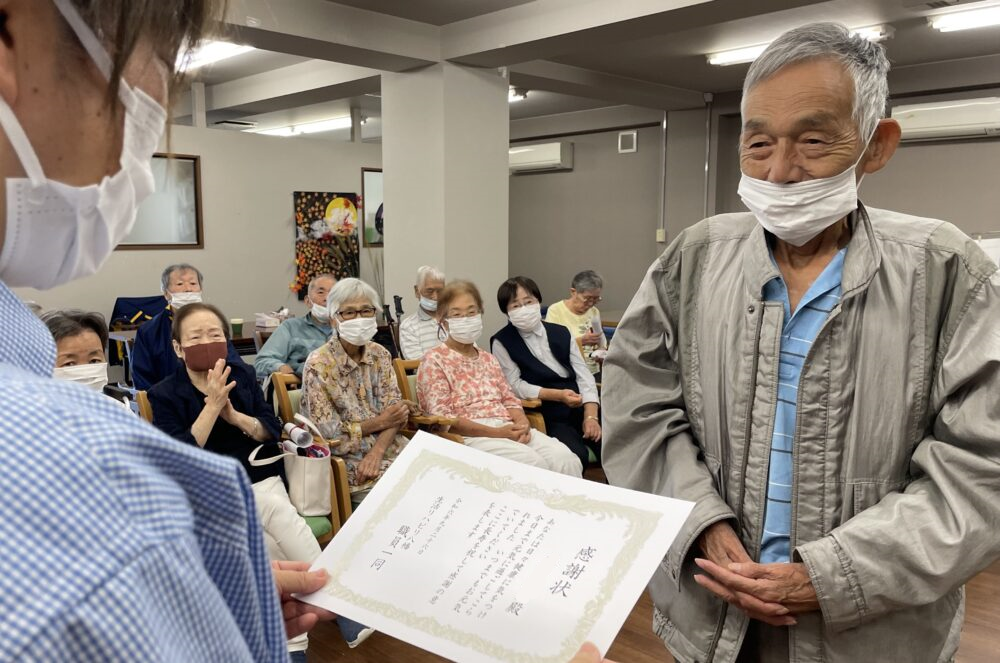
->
[347, 627, 375, 649]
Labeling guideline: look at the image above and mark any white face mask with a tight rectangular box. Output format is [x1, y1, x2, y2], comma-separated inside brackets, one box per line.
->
[169, 291, 203, 309]
[737, 130, 875, 247]
[337, 317, 378, 346]
[508, 303, 542, 331]
[311, 303, 331, 323]
[0, 0, 167, 290]
[53, 362, 109, 392]
[419, 296, 438, 312]
[447, 315, 484, 345]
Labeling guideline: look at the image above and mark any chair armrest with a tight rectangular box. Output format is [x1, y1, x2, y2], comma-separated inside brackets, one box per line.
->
[520, 398, 543, 409]
[409, 414, 458, 427]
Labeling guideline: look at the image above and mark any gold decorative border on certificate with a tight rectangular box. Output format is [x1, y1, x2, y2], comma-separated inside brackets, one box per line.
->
[319, 449, 663, 663]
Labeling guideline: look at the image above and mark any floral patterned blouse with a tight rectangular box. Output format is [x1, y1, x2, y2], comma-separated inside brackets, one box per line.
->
[300, 338, 408, 491]
[417, 344, 522, 423]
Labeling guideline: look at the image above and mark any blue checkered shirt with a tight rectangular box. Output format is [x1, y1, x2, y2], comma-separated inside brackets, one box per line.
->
[759, 248, 846, 563]
[0, 282, 288, 661]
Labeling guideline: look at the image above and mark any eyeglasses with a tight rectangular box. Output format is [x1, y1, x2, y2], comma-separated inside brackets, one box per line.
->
[577, 294, 602, 304]
[337, 307, 377, 321]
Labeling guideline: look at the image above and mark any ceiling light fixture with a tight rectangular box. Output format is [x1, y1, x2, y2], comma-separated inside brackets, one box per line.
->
[508, 86, 528, 102]
[248, 116, 353, 137]
[929, 6, 1000, 32]
[707, 24, 893, 67]
[177, 40, 255, 73]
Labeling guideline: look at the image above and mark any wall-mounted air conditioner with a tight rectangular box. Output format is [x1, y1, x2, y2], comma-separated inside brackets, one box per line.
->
[892, 97, 1000, 142]
[509, 142, 574, 173]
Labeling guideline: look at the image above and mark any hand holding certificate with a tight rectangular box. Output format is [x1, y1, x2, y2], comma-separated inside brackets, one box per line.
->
[297, 432, 693, 663]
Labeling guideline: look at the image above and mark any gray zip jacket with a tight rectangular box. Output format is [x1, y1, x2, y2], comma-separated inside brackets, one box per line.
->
[602, 205, 1000, 663]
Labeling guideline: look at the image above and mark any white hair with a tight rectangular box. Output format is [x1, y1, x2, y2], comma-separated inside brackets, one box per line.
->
[415, 265, 445, 288]
[742, 22, 890, 141]
[307, 273, 337, 296]
[326, 277, 381, 315]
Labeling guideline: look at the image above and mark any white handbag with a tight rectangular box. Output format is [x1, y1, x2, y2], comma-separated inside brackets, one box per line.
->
[249, 414, 332, 516]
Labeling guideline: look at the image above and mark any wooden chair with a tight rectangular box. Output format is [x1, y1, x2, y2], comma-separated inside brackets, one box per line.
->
[390, 359, 463, 443]
[270, 371, 353, 529]
[135, 390, 153, 423]
[392, 358, 546, 435]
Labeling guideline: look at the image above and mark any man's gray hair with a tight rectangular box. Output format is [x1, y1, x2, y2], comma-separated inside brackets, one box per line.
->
[307, 273, 337, 296]
[160, 263, 204, 294]
[571, 270, 603, 292]
[327, 277, 381, 316]
[742, 22, 890, 141]
[415, 265, 445, 288]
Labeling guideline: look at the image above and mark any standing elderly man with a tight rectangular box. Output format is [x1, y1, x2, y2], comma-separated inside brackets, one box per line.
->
[255, 273, 336, 379]
[132, 263, 241, 390]
[399, 265, 446, 359]
[603, 23, 1000, 663]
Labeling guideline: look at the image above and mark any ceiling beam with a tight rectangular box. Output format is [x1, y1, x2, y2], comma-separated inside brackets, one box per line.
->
[510, 60, 704, 110]
[220, 0, 440, 71]
[889, 54, 1000, 97]
[442, 0, 831, 67]
[173, 60, 380, 119]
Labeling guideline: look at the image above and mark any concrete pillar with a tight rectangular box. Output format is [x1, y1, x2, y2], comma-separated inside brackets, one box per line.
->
[382, 63, 510, 332]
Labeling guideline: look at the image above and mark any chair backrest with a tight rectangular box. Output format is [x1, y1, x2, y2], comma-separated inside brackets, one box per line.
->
[392, 358, 420, 402]
[271, 372, 303, 425]
[135, 390, 153, 423]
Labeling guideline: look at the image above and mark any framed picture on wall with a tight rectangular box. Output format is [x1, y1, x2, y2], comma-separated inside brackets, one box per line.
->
[361, 167, 384, 247]
[117, 153, 204, 250]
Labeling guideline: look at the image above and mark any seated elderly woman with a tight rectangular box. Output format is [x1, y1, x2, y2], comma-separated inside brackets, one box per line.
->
[417, 280, 582, 477]
[147, 302, 368, 655]
[147, 303, 317, 562]
[41, 309, 113, 392]
[300, 278, 411, 505]
[544, 269, 608, 377]
[491, 277, 601, 469]
[41, 309, 132, 410]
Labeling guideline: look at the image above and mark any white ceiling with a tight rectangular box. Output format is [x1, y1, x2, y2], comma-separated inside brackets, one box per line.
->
[326, 0, 538, 25]
[551, 0, 1000, 93]
[181, 0, 1000, 140]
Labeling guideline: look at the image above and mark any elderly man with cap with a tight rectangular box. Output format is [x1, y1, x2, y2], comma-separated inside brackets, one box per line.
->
[602, 22, 1000, 663]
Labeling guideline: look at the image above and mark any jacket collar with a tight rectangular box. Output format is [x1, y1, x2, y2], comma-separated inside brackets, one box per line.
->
[742, 203, 881, 300]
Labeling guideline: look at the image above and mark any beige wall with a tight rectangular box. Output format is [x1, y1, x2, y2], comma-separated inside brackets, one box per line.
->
[15, 125, 382, 323]
[508, 126, 664, 320]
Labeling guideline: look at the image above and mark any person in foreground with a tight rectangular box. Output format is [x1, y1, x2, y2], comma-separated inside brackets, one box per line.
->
[0, 0, 332, 659]
[418, 280, 583, 477]
[602, 22, 1000, 663]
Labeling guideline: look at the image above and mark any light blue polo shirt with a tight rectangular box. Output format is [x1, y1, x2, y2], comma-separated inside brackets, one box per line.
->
[759, 248, 846, 563]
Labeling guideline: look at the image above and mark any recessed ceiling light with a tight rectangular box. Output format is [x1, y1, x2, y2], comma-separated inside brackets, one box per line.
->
[508, 86, 528, 102]
[178, 41, 255, 73]
[929, 7, 1000, 32]
[707, 24, 893, 67]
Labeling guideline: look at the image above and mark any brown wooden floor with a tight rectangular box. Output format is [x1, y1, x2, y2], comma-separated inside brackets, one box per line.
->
[304, 560, 1000, 662]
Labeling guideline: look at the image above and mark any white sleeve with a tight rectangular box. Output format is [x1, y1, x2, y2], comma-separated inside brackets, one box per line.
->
[569, 342, 600, 403]
[490, 339, 542, 400]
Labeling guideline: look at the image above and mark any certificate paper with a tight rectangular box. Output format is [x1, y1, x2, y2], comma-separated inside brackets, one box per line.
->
[298, 432, 694, 663]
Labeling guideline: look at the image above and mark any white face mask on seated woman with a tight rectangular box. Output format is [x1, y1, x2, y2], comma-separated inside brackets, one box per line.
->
[337, 317, 378, 345]
[53, 362, 110, 392]
[0, 0, 167, 290]
[508, 303, 542, 332]
[447, 315, 484, 345]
